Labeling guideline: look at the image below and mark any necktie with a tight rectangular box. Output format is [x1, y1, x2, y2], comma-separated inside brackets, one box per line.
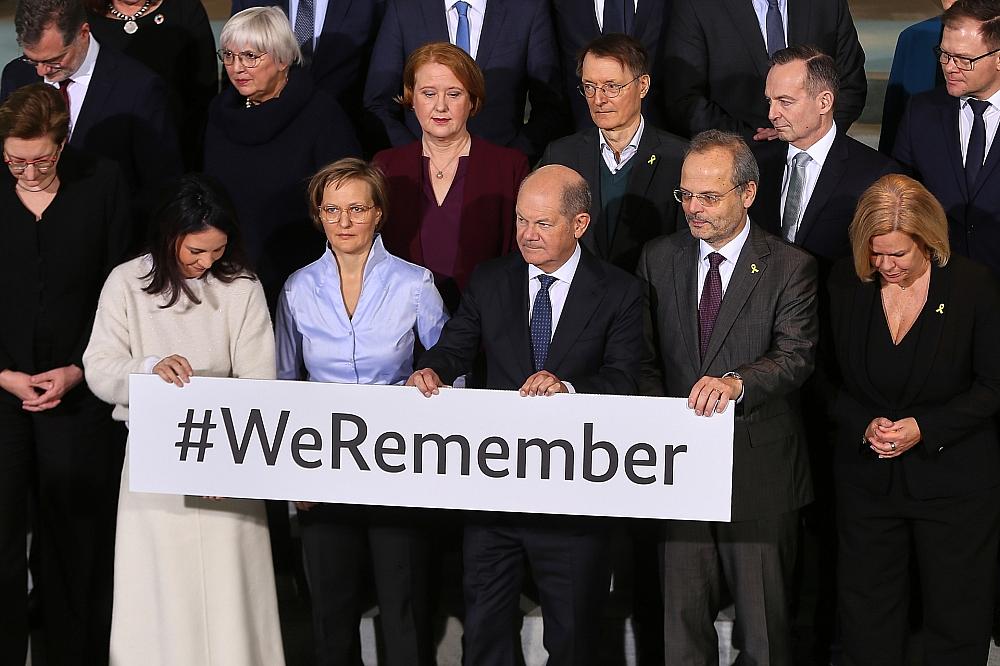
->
[782, 152, 811, 242]
[698, 253, 724, 360]
[294, 0, 314, 59]
[966, 98, 990, 189]
[455, 1, 471, 55]
[530, 275, 557, 371]
[766, 0, 786, 57]
[602, 0, 631, 35]
[58, 79, 71, 111]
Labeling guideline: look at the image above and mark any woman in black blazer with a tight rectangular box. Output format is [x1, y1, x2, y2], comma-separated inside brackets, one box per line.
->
[828, 174, 1000, 666]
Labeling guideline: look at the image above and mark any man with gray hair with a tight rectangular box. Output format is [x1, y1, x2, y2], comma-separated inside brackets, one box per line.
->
[408, 164, 643, 665]
[638, 130, 818, 664]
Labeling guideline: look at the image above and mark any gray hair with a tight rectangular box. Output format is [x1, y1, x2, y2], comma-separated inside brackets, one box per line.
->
[686, 129, 760, 190]
[220, 7, 302, 67]
[15, 0, 86, 47]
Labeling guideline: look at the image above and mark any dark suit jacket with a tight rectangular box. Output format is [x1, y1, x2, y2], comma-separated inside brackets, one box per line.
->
[373, 136, 528, 309]
[539, 123, 687, 272]
[892, 88, 1000, 279]
[661, 0, 867, 141]
[753, 131, 900, 264]
[550, 0, 669, 130]
[419, 249, 642, 396]
[827, 256, 1000, 498]
[363, 0, 566, 158]
[1, 44, 183, 196]
[638, 224, 818, 520]
[879, 16, 943, 156]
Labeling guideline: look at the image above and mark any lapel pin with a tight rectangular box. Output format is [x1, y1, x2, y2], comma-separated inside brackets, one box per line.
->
[750, 263, 759, 273]
[648, 155, 657, 165]
[935, 303, 945, 314]
[154, 13, 164, 23]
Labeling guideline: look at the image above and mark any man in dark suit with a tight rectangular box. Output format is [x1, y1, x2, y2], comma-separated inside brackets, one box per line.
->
[550, 0, 668, 130]
[230, 0, 385, 150]
[363, 0, 566, 159]
[407, 165, 643, 666]
[540, 33, 686, 273]
[638, 130, 818, 665]
[893, 0, 1000, 279]
[1, 0, 181, 201]
[661, 0, 866, 156]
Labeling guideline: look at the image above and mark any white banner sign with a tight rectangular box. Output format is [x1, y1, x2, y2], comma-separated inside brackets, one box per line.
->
[128, 375, 734, 521]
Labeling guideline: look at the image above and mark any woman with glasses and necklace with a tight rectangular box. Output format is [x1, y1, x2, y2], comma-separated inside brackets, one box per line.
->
[374, 42, 529, 314]
[275, 158, 447, 666]
[205, 6, 360, 308]
[0, 83, 129, 666]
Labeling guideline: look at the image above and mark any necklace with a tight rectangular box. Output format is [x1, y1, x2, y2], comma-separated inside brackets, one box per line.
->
[423, 136, 469, 179]
[107, 0, 153, 34]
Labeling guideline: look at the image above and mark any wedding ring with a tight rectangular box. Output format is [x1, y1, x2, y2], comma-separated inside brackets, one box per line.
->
[890, 442, 896, 451]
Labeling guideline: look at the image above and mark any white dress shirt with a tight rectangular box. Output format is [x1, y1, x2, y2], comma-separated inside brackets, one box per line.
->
[697, 218, 752, 298]
[751, 0, 788, 54]
[46, 35, 99, 140]
[780, 122, 837, 241]
[445, 0, 487, 59]
[287, 0, 331, 50]
[599, 116, 645, 173]
[959, 88, 1000, 166]
[593, 0, 640, 31]
[527, 244, 582, 392]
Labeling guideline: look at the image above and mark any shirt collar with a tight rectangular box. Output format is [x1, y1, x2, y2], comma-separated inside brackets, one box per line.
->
[698, 218, 752, 267]
[787, 121, 837, 169]
[599, 115, 645, 154]
[961, 88, 1000, 110]
[449, 0, 486, 13]
[68, 34, 99, 83]
[323, 233, 389, 284]
[528, 243, 582, 285]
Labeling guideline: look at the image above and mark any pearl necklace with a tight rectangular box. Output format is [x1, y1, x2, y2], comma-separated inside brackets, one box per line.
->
[107, 0, 153, 34]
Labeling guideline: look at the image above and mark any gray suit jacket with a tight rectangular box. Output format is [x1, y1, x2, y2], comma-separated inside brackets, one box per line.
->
[637, 223, 818, 521]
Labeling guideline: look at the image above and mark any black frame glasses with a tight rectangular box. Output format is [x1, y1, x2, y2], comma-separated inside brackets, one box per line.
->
[934, 45, 1000, 71]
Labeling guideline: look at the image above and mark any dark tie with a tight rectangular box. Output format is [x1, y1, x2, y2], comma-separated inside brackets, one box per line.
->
[530, 275, 557, 371]
[603, 0, 633, 35]
[294, 0, 314, 60]
[781, 152, 812, 242]
[766, 0, 786, 57]
[58, 79, 71, 110]
[966, 98, 990, 189]
[698, 252, 724, 360]
[455, 1, 471, 54]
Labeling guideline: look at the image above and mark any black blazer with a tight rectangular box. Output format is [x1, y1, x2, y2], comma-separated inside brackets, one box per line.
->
[827, 256, 1000, 499]
[550, 0, 669, 130]
[419, 249, 642, 396]
[753, 131, 901, 263]
[539, 124, 687, 272]
[1, 45, 183, 195]
[362, 0, 566, 159]
[892, 88, 1000, 279]
[661, 0, 867, 141]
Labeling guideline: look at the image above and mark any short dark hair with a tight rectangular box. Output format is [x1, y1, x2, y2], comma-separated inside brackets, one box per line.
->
[944, 0, 1000, 49]
[0, 82, 69, 144]
[686, 130, 760, 190]
[142, 174, 254, 309]
[769, 44, 840, 100]
[576, 33, 648, 79]
[15, 0, 87, 47]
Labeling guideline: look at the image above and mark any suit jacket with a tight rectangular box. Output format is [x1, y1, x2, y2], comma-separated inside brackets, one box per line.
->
[638, 224, 818, 520]
[539, 123, 687, 272]
[661, 0, 866, 141]
[892, 87, 1000, 279]
[827, 256, 1000, 499]
[0, 45, 183, 196]
[550, 0, 669, 130]
[363, 0, 566, 158]
[419, 249, 642, 395]
[753, 131, 900, 264]
[879, 16, 943, 156]
[373, 136, 529, 309]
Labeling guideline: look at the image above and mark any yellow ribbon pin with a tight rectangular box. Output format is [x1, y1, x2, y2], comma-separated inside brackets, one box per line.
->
[751, 263, 759, 273]
[648, 155, 657, 165]
[936, 303, 945, 314]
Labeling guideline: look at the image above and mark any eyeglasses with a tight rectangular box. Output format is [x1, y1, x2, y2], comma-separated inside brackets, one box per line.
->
[4, 148, 62, 175]
[673, 183, 746, 207]
[934, 46, 1000, 71]
[578, 75, 641, 98]
[216, 49, 269, 68]
[319, 204, 377, 224]
[19, 54, 67, 71]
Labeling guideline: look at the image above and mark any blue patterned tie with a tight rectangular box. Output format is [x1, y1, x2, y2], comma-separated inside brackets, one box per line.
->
[766, 0, 786, 57]
[455, 1, 471, 55]
[294, 0, 314, 56]
[530, 275, 557, 371]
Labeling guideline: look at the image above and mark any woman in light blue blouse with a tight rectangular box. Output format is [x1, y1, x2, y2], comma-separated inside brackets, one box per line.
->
[275, 158, 447, 666]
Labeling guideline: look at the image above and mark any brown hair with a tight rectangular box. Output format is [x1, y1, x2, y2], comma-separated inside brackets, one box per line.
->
[769, 44, 840, 100]
[307, 158, 389, 232]
[398, 41, 485, 116]
[0, 82, 70, 144]
[849, 174, 951, 281]
[943, 0, 1000, 49]
[575, 33, 648, 78]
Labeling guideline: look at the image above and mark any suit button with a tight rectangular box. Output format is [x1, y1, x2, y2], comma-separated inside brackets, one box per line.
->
[938, 446, 945, 453]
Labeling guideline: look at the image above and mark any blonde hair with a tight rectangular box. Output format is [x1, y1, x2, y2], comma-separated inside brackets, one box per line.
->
[307, 158, 389, 232]
[221, 7, 302, 67]
[849, 174, 951, 281]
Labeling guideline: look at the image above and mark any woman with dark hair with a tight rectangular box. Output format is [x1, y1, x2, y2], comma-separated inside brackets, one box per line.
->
[0, 82, 129, 666]
[83, 173, 285, 665]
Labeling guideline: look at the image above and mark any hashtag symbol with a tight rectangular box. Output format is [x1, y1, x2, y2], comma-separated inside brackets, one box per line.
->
[175, 409, 216, 462]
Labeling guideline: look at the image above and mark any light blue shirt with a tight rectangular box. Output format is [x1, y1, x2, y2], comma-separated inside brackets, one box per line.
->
[751, 0, 788, 54]
[275, 235, 449, 385]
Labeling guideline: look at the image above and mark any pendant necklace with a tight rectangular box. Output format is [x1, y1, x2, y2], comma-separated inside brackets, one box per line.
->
[424, 136, 469, 179]
[108, 0, 153, 34]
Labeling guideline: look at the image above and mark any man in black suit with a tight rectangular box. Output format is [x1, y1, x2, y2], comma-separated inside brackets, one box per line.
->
[363, 0, 566, 159]
[893, 0, 1000, 279]
[1, 0, 182, 240]
[540, 33, 686, 273]
[639, 130, 818, 665]
[550, 0, 668, 130]
[407, 165, 643, 666]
